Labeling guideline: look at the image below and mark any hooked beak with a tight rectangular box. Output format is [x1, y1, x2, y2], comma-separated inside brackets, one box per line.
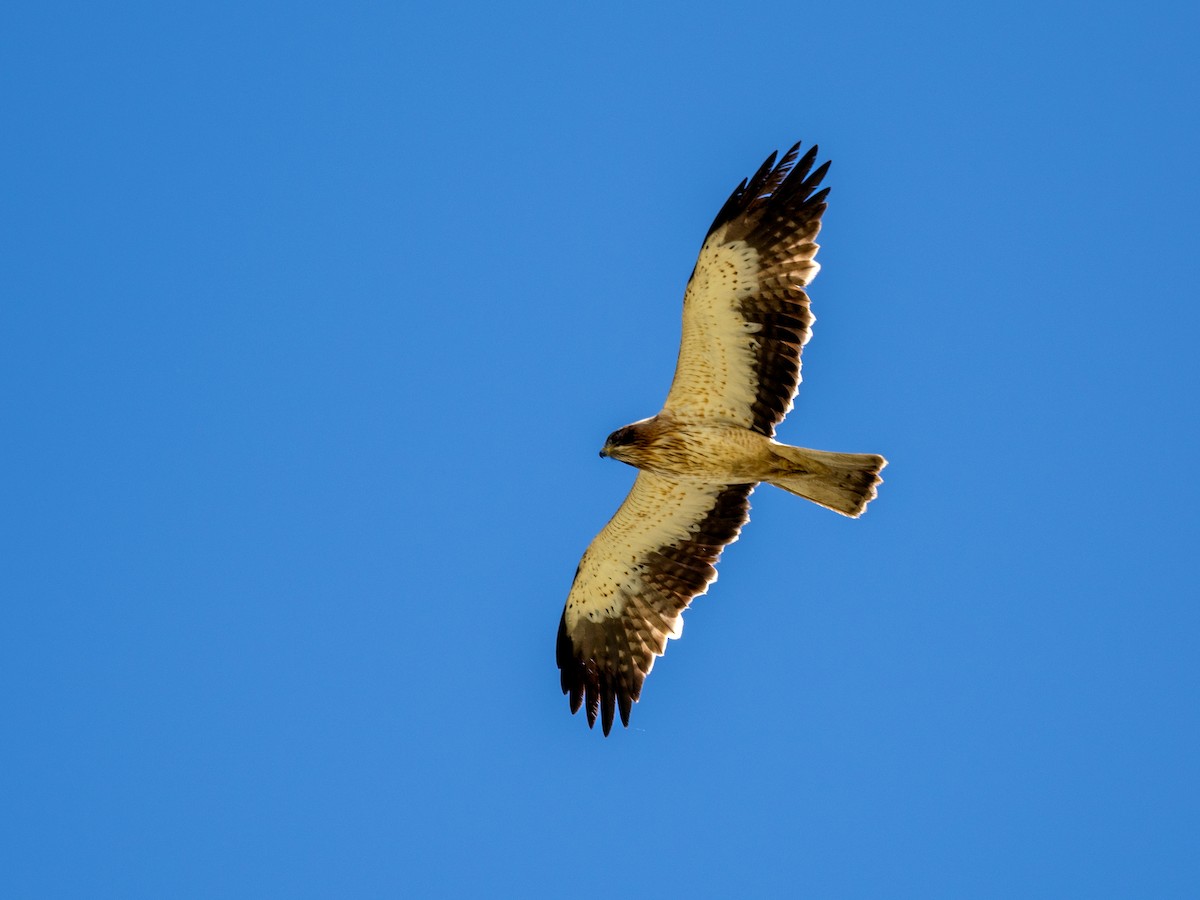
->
[598, 445, 611, 459]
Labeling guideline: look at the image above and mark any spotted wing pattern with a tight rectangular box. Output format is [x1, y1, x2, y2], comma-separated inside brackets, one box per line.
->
[557, 472, 753, 734]
[663, 143, 829, 437]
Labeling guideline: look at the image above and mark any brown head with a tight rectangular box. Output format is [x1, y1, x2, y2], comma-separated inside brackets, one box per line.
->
[598, 417, 658, 467]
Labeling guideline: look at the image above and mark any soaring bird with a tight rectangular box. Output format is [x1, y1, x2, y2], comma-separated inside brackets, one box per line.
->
[556, 142, 886, 734]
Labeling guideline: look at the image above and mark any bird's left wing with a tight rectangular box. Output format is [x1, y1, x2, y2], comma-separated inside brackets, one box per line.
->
[662, 143, 830, 437]
[557, 472, 753, 735]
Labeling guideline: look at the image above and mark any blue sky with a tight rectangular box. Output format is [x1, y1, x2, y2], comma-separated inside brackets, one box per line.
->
[4, 1, 1198, 896]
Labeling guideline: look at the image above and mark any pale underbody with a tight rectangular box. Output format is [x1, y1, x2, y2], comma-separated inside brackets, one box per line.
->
[601, 415, 823, 484]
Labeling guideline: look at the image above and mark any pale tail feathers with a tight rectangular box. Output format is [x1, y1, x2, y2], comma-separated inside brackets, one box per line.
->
[766, 446, 887, 517]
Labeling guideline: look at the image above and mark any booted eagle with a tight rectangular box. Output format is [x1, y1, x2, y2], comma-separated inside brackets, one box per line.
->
[556, 142, 886, 735]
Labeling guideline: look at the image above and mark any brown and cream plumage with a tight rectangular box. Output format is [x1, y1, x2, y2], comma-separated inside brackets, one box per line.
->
[557, 142, 886, 735]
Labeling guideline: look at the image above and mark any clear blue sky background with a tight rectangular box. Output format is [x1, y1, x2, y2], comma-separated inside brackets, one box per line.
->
[4, 1, 1198, 896]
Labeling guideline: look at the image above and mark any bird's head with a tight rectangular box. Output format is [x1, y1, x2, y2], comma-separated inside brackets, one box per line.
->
[599, 419, 654, 466]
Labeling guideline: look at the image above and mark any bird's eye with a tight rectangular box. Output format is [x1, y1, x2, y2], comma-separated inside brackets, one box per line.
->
[608, 428, 633, 446]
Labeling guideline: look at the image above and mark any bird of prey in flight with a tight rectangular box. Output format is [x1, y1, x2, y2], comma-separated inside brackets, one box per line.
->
[556, 142, 886, 735]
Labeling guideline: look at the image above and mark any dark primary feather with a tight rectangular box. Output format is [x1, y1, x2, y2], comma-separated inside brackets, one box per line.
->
[557, 481, 754, 735]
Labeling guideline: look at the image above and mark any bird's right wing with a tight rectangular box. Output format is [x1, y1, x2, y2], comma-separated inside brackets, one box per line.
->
[557, 472, 753, 735]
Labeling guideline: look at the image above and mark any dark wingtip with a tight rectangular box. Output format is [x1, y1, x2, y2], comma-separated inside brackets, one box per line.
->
[600, 685, 616, 736]
[555, 613, 572, 690]
[706, 140, 831, 239]
[618, 691, 632, 728]
[556, 610, 636, 737]
[804, 160, 832, 195]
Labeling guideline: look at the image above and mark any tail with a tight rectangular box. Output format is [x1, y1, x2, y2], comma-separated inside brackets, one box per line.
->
[766, 446, 887, 518]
